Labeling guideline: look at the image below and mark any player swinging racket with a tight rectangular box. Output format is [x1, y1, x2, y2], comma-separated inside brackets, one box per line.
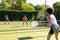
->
[46, 7, 59, 40]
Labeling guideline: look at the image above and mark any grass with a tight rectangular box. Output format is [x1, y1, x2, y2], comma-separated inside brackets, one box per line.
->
[0, 21, 60, 40]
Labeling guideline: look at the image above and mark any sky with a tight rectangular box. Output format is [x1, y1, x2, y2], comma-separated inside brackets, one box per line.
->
[0, 0, 60, 7]
[0, 0, 1, 3]
[27, 0, 60, 7]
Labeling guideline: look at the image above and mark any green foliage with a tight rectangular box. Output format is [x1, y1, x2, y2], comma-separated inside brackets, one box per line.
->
[27, 3, 34, 7]
[34, 4, 48, 10]
[53, 2, 60, 8]
[34, 5, 42, 10]
[21, 3, 35, 11]
[2, 2, 9, 9]
[40, 4, 46, 10]
[53, 2, 60, 20]
[16, 0, 27, 10]
[1, 0, 27, 10]
[22, 0, 27, 3]
[6, 0, 13, 4]
[0, 10, 38, 21]
[17, 0, 26, 4]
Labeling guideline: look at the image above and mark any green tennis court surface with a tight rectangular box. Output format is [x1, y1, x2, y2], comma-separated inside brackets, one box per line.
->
[0, 21, 60, 40]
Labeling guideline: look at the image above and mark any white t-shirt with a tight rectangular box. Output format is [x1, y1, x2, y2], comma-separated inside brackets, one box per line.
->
[50, 14, 58, 25]
[50, 14, 60, 31]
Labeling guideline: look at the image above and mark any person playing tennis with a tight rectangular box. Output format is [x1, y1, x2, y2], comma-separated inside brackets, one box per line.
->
[46, 7, 59, 40]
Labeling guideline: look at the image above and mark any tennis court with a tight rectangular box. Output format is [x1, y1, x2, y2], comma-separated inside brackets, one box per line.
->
[0, 21, 60, 40]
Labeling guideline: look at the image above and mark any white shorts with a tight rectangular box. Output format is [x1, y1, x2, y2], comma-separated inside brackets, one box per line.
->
[51, 24, 59, 32]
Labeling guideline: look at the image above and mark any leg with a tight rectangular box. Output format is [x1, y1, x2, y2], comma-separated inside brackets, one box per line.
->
[47, 27, 54, 40]
[23, 21, 24, 26]
[7, 19, 9, 24]
[47, 34, 52, 40]
[4, 20, 6, 24]
[55, 32, 59, 40]
[30, 21, 32, 26]
[26, 21, 28, 26]
[4, 19, 7, 24]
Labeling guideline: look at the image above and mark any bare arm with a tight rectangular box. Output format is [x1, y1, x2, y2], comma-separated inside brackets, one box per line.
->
[46, 15, 51, 26]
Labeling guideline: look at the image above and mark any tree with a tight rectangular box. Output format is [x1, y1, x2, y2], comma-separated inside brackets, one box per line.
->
[1, 0, 35, 10]
[34, 5, 42, 10]
[6, 0, 13, 4]
[2, 0, 16, 9]
[6, 0, 16, 9]
[21, 3, 35, 11]
[34, 4, 49, 10]
[53, 2, 60, 9]
[2, 2, 9, 9]
[16, 0, 27, 10]
[22, 0, 26, 3]
[27, 3, 34, 7]
[53, 2, 60, 20]
[40, 4, 46, 10]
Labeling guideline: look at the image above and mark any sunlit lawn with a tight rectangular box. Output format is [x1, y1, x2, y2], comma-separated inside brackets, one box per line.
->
[0, 21, 60, 40]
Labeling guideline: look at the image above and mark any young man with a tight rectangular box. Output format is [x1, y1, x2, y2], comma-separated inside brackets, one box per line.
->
[5, 15, 9, 24]
[23, 15, 28, 26]
[46, 7, 59, 40]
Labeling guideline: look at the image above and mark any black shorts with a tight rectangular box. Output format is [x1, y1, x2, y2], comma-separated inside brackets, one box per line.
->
[49, 27, 54, 34]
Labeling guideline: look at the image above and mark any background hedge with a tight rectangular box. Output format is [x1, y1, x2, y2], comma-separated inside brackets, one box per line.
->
[0, 9, 38, 21]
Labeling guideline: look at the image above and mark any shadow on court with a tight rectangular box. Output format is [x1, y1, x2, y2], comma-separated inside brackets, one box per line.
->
[18, 35, 46, 40]
[18, 37, 32, 40]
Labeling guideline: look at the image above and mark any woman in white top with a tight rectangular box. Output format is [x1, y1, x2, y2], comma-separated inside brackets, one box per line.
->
[46, 7, 59, 40]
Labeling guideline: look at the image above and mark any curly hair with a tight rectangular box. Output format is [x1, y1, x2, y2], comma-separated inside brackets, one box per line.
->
[47, 7, 54, 14]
